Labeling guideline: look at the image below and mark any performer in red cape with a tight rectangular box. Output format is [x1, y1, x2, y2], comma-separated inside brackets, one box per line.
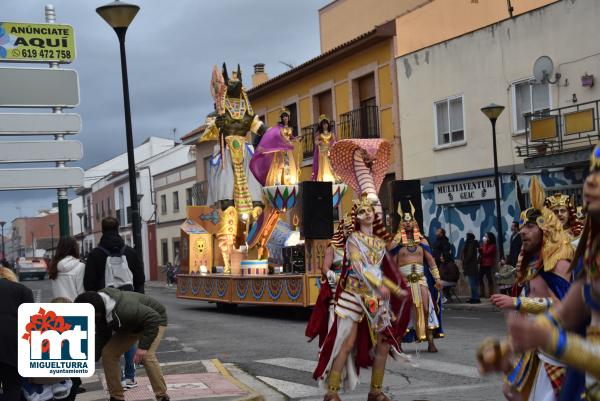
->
[313, 196, 411, 401]
[306, 219, 351, 347]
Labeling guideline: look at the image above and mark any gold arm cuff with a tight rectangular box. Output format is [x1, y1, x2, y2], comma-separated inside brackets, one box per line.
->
[515, 297, 553, 314]
[430, 266, 441, 280]
[364, 271, 404, 299]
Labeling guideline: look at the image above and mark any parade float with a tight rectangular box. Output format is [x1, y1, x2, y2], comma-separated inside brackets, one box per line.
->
[176, 64, 369, 308]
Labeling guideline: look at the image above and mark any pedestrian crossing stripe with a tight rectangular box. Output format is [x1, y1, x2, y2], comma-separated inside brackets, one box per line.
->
[257, 376, 322, 399]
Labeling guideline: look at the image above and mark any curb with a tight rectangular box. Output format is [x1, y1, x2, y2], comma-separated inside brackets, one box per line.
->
[212, 359, 265, 401]
[443, 302, 499, 312]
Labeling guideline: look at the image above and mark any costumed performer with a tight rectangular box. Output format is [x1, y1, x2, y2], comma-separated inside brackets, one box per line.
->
[313, 196, 410, 401]
[250, 107, 298, 187]
[306, 218, 353, 348]
[488, 143, 600, 401]
[200, 64, 264, 215]
[389, 200, 443, 353]
[480, 176, 575, 401]
[312, 115, 341, 183]
[545, 193, 584, 242]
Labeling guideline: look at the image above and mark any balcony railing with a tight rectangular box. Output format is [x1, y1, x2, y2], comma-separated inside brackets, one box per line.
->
[193, 181, 208, 206]
[300, 121, 336, 160]
[338, 105, 380, 140]
[516, 100, 600, 161]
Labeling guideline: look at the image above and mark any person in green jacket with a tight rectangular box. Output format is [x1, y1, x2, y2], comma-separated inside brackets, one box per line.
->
[75, 288, 168, 401]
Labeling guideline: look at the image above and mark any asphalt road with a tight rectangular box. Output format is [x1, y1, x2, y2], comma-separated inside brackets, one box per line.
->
[26, 278, 508, 401]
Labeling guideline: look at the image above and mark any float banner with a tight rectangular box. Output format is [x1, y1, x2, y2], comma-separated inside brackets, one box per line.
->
[434, 176, 499, 205]
[0, 22, 75, 63]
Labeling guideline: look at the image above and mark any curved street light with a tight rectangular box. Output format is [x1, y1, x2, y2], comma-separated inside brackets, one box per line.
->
[481, 103, 506, 259]
[96, 0, 143, 259]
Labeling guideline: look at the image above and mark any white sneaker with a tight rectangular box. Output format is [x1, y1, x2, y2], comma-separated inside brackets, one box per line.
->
[124, 379, 138, 389]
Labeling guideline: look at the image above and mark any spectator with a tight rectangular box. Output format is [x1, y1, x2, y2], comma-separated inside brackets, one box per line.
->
[84, 217, 145, 390]
[479, 232, 497, 298]
[433, 228, 451, 265]
[439, 253, 460, 301]
[505, 221, 522, 268]
[75, 289, 170, 401]
[0, 266, 34, 401]
[163, 262, 175, 287]
[49, 236, 85, 301]
[495, 263, 516, 295]
[461, 233, 480, 303]
[84, 217, 145, 293]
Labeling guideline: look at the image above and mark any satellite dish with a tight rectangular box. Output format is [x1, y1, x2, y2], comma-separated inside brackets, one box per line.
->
[533, 56, 560, 84]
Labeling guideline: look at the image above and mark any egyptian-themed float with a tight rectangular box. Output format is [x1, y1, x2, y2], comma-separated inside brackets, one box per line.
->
[177, 64, 391, 308]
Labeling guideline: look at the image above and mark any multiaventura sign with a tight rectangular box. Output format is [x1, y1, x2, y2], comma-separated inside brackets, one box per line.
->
[0, 22, 75, 63]
[434, 176, 499, 205]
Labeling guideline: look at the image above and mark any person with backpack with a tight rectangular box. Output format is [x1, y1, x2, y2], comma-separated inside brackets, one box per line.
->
[84, 217, 145, 390]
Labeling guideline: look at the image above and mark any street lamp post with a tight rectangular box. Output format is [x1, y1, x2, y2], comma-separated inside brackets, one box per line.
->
[49, 224, 55, 259]
[481, 103, 506, 259]
[0, 221, 5, 261]
[76, 212, 85, 255]
[96, 1, 143, 260]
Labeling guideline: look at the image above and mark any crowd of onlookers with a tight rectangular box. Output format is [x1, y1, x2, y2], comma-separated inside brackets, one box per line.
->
[432, 224, 521, 304]
[0, 217, 170, 401]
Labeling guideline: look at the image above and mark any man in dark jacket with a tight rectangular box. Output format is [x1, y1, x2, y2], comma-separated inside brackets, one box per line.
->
[461, 233, 480, 303]
[84, 217, 145, 293]
[75, 288, 168, 401]
[433, 228, 452, 265]
[0, 273, 34, 401]
[505, 221, 523, 268]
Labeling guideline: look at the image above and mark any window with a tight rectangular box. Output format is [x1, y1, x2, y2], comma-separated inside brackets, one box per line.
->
[161, 239, 169, 266]
[512, 80, 550, 133]
[203, 156, 212, 181]
[285, 103, 299, 138]
[101, 200, 105, 218]
[172, 239, 181, 266]
[95, 203, 99, 221]
[435, 96, 464, 146]
[173, 191, 180, 213]
[186, 188, 193, 206]
[160, 194, 167, 215]
[126, 206, 132, 225]
[107, 198, 112, 216]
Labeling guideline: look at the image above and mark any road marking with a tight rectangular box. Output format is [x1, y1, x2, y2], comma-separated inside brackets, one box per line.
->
[33, 289, 42, 303]
[257, 357, 315, 373]
[397, 357, 480, 379]
[162, 336, 179, 342]
[401, 381, 497, 396]
[257, 376, 322, 398]
[446, 316, 481, 320]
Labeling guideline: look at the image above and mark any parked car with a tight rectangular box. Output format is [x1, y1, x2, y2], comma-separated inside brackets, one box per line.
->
[16, 258, 48, 281]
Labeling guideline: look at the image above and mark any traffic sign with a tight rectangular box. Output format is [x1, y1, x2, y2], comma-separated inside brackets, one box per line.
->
[0, 67, 79, 107]
[0, 22, 75, 63]
[0, 167, 83, 190]
[0, 140, 82, 163]
[0, 113, 81, 134]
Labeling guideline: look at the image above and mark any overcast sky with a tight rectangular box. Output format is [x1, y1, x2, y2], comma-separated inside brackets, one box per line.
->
[0, 0, 330, 230]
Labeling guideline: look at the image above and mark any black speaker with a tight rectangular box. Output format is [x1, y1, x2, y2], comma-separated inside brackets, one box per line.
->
[299, 181, 334, 240]
[282, 245, 305, 274]
[389, 180, 423, 233]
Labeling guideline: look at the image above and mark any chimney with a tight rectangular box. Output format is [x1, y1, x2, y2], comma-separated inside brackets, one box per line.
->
[252, 63, 269, 87]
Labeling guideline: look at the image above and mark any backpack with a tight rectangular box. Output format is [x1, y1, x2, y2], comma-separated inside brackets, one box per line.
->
[98, 246, 134, 290]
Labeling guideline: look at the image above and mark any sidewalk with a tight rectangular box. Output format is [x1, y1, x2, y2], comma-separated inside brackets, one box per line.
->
[78, 359, 264, 401]
[442, 298, 499, 312]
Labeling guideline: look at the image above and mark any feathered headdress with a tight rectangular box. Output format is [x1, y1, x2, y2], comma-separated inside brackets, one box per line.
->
[519, 176, 574, 273]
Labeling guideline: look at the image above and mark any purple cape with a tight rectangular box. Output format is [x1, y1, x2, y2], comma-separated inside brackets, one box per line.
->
[250, 124, 294, 186]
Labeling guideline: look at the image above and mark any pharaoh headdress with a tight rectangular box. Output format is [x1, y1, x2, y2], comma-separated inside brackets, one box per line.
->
[518, 176, 574, 273]
[393, 200, 422, 247]
[544, 193, 583, 237]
